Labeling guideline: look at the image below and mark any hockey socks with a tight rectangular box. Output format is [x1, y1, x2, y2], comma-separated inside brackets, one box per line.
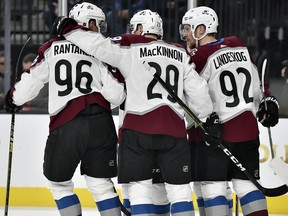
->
[55, 194, 82, 216]
[204, 195, 229, 216]
[197, 196, 233, 216]
[125, 200, 170, 215]
[130, 203, 155, 215]
[123, 198, 131, 213]
[239, 190, 268, 216]
[171, 201, 195, 216]
[154, 203, 170, 215]
[96, 196, 121, 216]
[196, 198, 206, 216]
[228, 198, 233, 216]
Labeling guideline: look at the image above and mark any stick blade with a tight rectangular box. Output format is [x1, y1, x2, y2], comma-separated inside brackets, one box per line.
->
[269, 157, 288, 186]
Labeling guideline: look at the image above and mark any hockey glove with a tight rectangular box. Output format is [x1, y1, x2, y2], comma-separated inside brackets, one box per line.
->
[204, 112, 221, 147]
[51, 16, 78, 36]
[4, 89, 22, 113]
[257, 96, 279, 127]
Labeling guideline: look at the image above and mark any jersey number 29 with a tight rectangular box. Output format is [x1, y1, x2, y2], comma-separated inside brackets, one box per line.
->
[147, 61, 179, 103]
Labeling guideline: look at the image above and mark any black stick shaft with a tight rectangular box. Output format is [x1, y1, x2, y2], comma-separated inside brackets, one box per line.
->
[4, 114, 15, 216]
[261, 59, 275, 159]
[4, 37, 31, 216]
[153, 73, 206, 131]
[113, 187, 131, 216]
[235, 195, 239, 216]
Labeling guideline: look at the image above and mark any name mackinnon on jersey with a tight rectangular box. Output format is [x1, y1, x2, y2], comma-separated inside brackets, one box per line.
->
[140, 46, 183, 63]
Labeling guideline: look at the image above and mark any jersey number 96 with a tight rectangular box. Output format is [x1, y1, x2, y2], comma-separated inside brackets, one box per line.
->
[55, 59, 93, 96]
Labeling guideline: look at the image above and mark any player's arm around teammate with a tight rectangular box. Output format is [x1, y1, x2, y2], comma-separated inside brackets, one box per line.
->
[52, 7, 220, 216]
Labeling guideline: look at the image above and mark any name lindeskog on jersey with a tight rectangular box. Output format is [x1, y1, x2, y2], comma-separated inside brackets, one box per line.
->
[213, 50, 248, 70]
[53, 42, 94, 57]
[140, 45, 183, 63]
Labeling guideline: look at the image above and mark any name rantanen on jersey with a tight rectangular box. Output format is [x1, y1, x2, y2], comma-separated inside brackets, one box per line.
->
[140, 46, 183, 62]
[213, 51, 247, 70]
[54, 43, 94, 57]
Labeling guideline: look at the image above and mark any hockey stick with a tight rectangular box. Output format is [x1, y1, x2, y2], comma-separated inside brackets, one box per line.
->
[120, 203, 131, 216]
[261, 59, 288, 186]
[143, 61, 288, 197]
[113, 186, 131, 216]
[4, 114, 15, 216]
[235, 195, 239, 216]
[261, 59, 275, 158]
[4, 37, 31, 216]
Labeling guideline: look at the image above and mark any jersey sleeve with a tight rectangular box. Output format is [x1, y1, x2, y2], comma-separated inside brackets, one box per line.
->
[99, 63, 126, 109]
[13, 52, 49, 106]
[64, 30, 129, 77]
[183, 60, 213, 122]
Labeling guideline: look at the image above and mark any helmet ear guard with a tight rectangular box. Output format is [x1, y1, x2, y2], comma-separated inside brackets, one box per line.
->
[129, 9, 163, 39]
[69, 2, 107, 33]
[180, 6, 218, 41]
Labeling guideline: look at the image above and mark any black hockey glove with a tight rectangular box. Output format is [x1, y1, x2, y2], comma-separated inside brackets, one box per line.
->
[4, 89, 22, 113]
[51, 16, 78, 36]
[257, 96, 279, 127]
[204, 112, 221, 147]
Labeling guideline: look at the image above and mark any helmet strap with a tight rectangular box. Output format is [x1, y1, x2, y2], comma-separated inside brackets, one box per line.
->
[192, 31, 207, 47]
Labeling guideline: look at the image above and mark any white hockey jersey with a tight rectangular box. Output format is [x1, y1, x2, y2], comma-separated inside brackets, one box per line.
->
[12, 37, 125, 131]
[188, 36, 263, 142]
[64, 28, 213, 138]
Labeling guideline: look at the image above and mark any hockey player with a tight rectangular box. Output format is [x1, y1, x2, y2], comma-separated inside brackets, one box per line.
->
[115, 71, 170, 216]
[4, 3, 126, 216]
[52, 7, 219, 216]
[117, 12, 170, 215]
[179, 6, 279, 216]
[96, 13, 170, 216]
